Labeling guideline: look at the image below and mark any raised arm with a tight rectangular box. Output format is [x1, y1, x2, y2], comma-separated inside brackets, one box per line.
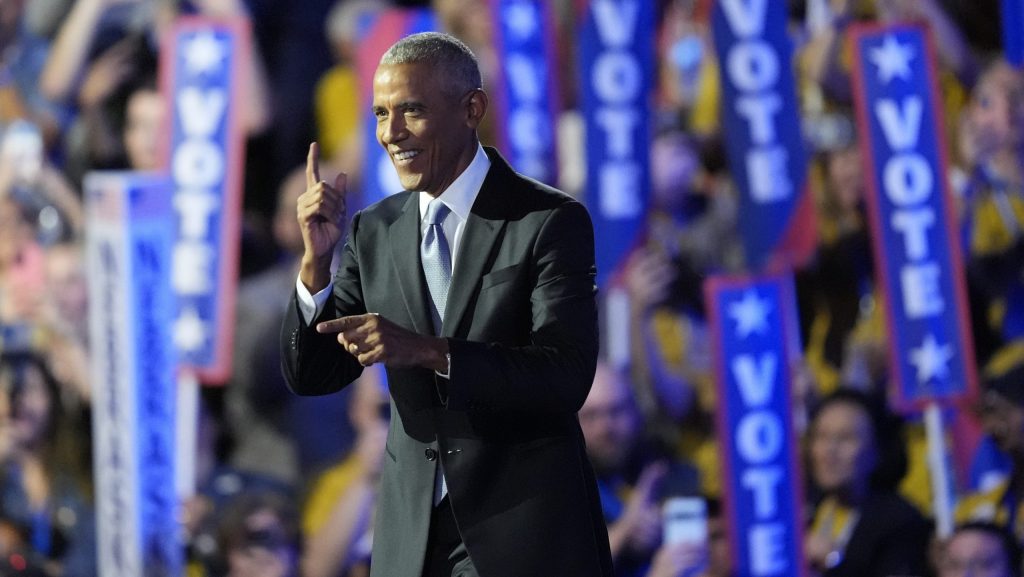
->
[39, 0, 120, 102]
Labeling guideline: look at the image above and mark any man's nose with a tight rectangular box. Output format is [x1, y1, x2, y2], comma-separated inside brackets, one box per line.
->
[380, 115, 407, 144]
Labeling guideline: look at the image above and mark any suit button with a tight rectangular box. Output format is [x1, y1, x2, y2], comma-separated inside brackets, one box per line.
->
[425, 448, 437, 461]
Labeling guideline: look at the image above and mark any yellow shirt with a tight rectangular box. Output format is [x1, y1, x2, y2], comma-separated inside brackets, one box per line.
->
[315, 65, 361, 160]
[303, 455, 363, 536]
[956, 479, 1024, 540]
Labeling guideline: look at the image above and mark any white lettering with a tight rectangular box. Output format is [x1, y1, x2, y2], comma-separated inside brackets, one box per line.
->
[599, 162, 642, 218]
[742, 466, 784, 518]
[507, 54, 543, 102]
[749, 523, 789, 575]
[173, 191, 220, 240]
[172, 242, 215, 295]
[746, 146, 792, 202]
[736, 94, 782, 145]
[177, 87, 227, 137]
[593, 51, 642, 104]
[173, 140, 224, 190]
[875, 97, 923, 151]
[592, 0, 639, 47]
[596, 108, 640, 158]
[891, 208, 935, 260]
[732, 353, 777, 407]
[727, 41, 779, 92]
[901, 263, 945, 318]
[736, 410, 783, 465]
[718, 0, 769, 38]
[884, 153, 933, 205]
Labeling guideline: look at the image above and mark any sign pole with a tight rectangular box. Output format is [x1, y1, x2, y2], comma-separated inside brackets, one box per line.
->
[925, 402, 954, 538]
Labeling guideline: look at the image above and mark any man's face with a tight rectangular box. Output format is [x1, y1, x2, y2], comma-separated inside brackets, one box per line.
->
[939, 530, 1012, 577]
[372, 62, 481, 196]
[579, 370, 639, 474]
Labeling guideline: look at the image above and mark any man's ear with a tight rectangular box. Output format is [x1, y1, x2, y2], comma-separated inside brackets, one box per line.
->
[466, 89, 488, 128]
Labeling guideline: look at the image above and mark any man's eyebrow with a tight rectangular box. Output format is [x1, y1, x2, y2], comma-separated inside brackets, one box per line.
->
[396, 100, 426, 110]
[372, 100, 425, 114]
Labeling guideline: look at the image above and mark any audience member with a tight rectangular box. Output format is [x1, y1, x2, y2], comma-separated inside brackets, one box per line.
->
[645, 497, 733, 577]
[215, 490, 301, 577]
[958, 59, 1024, 362]
[803, 389, 931, 576]
[957, 363, 1024, 541]
[0, 351, 94, 577]
[623, 131, 739, 498]
[582, 362, 700, 577]
[937, 522, 1021, 577]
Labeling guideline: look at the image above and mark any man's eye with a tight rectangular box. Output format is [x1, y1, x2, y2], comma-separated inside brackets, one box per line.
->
[374, 109, 387, 119]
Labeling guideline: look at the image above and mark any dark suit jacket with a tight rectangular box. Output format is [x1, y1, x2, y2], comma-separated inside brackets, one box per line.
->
[821, 492, 931, 577]
[281, 148, 613, 577]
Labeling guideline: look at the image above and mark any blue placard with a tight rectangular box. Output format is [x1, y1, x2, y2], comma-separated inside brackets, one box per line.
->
[490, 0, 559, 184]
[86, 172, 180, 577]
[711, 0, 814, 271]
[163, 18, 248, 382]
[706, 273, 806, 577]
[578, 0, 654, 286]
[128, 179, 179, 576]
[1002, 0, 1024, 66]
[850, 24, 977, 410]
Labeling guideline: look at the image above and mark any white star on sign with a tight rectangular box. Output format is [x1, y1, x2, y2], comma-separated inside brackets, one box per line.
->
[909, 333, 954, 383]
[174, 307, 208, 352]
[728, 290, 771, 338]
[506, 1, 538, 40]
[869, 35, 915, 84]
[183, 31, 227, 76]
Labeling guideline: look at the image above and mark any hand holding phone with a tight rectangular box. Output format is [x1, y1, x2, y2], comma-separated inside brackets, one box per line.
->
[663, 496, 707, 546]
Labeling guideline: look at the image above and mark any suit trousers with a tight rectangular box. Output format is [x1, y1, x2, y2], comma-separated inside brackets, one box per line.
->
[421, 496, 479, 577]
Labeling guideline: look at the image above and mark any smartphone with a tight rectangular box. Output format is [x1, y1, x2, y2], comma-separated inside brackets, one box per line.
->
[0, 120, 42, 183]
[662, 496, 707, 546]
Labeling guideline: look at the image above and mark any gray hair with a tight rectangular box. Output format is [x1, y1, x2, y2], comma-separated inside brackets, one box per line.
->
[379, 32, 482, 97]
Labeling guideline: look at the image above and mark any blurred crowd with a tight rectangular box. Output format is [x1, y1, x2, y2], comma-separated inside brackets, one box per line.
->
[0, 0, 1021, 576]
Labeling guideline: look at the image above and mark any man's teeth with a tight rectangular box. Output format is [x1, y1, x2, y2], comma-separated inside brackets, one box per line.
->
[395, 150, 419, 161]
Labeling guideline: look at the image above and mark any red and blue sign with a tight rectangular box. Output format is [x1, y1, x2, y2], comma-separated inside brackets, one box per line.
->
[849, 24, 977, 411]
[711, 0, 815, 271]
[706, 272, 806, 577]
[161, 18, 248, 383]
[578, 0, 654, 286]
[356, 8, 437, 207]
[489, 0, 560, 185]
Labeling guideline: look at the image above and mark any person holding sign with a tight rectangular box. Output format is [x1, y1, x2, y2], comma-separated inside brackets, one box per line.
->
[280, 32, 611, 577]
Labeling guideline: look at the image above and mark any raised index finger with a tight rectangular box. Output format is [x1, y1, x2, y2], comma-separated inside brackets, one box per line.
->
[306, 142, 321, 188]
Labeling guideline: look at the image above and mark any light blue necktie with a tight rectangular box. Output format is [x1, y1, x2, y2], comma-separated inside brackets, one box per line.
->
[422, 198, 452, 503]
[421, 198, 452, 336]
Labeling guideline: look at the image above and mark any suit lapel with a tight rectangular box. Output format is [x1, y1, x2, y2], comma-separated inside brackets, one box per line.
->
[443, 151, 511, 337]
[389, 192, 433, 335]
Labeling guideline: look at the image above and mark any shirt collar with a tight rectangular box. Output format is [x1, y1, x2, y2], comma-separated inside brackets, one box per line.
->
[418, 144, 490, 222]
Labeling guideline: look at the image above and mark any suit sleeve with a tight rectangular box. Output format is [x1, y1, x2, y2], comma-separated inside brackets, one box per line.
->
[280, 213, 367, 396]
[444, 200, 599, 414]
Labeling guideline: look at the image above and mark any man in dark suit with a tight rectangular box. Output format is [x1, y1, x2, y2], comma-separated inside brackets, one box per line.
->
[281, 32, 613, 577]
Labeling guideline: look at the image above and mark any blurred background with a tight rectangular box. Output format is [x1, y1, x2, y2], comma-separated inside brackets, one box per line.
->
[0, 0, 1022, 576]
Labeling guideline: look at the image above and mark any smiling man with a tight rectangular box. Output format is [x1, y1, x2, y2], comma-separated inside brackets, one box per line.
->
[280, 32, 612, 577]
